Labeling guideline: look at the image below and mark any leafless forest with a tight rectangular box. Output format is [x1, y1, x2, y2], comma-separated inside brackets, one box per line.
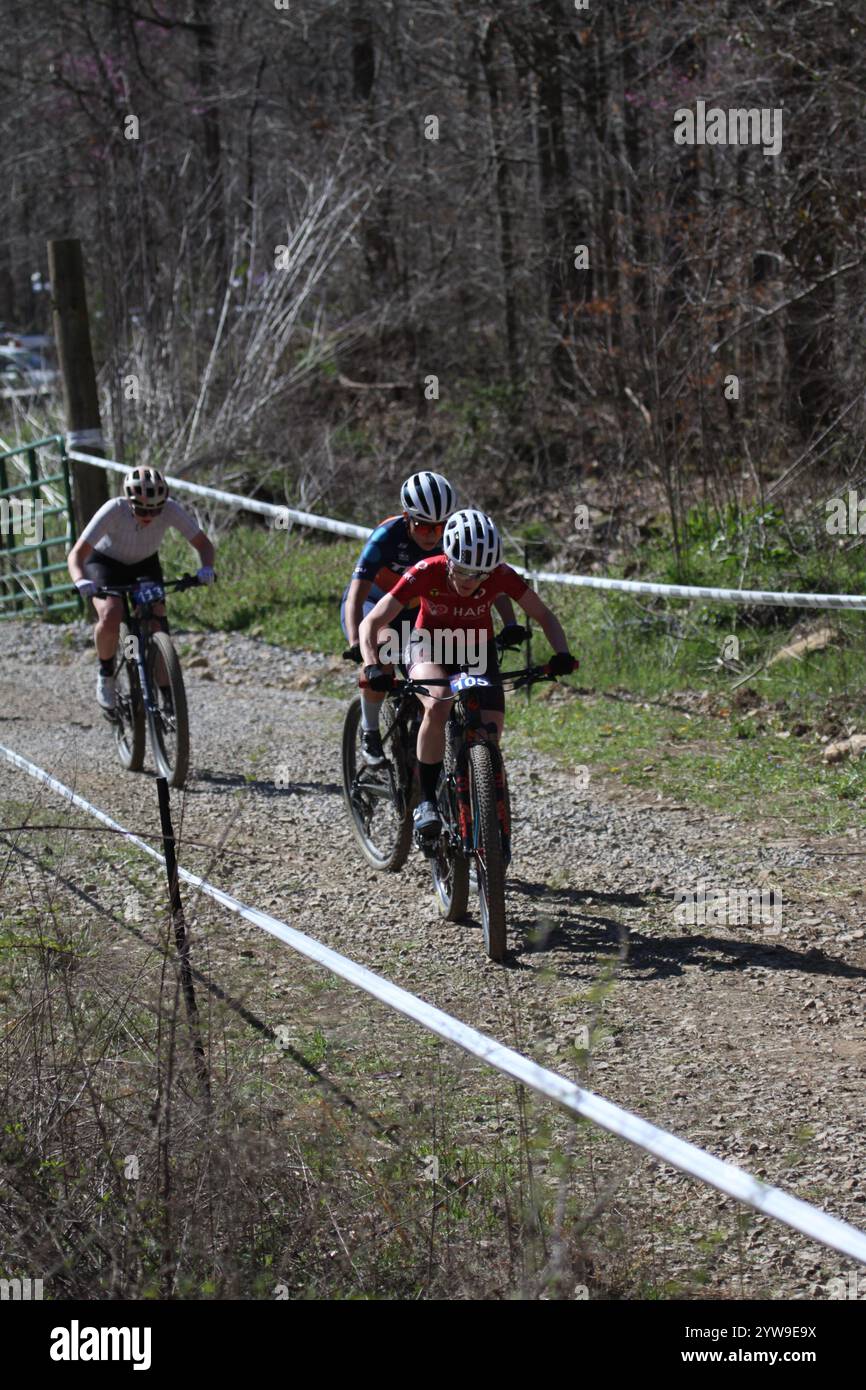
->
[4, 3, 866, 1316]
[3, 0, 865, 526]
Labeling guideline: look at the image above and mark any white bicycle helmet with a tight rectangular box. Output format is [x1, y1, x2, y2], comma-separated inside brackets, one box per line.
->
[442, 509, 502, 572]
[124, 466, 168, 510]
[400, 471, 456, 523]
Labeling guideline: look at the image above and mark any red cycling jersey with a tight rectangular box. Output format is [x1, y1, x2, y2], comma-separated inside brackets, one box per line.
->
[390, 554, 527, 636]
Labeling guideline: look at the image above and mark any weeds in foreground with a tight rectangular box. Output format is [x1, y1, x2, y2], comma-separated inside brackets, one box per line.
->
[0, 801, 767, 1300]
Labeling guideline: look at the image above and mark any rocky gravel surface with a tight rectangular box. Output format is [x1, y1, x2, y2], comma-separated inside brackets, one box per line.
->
[1, 617, 865, 1299]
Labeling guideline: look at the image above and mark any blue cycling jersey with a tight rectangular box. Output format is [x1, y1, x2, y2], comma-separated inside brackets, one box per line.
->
[351, 515, 441, 592]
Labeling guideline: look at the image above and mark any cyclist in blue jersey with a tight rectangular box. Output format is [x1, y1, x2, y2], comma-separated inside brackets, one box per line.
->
[341, 471, 525, 765]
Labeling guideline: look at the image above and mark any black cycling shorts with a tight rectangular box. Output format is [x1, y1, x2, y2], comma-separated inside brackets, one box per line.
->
[406, 643, 506, 715]
[84, 552, 164, 590]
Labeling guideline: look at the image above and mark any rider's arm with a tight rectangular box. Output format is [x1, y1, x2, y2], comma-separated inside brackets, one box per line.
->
[164, 501, 213, 568]
[493, 594, 517, 625]
[345, 576, 373, 646]
[517, 588, 569, 654]
[190, 530, 215, 569]
[359, 591, 402, 669]
[68, 498, 117, 582]
[67, 537, 95, 584]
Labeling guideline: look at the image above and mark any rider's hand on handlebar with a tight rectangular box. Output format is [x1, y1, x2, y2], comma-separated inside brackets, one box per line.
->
[196, 566, 216, 585]
[499, 622, 528, 649]
[547, 651, 578, 676]
[75, 578, 97, 599]
[364, 663, 394, 692]
[343, 643, 363, 664]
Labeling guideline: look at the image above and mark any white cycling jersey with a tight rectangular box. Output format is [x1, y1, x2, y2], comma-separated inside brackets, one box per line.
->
[79, 497, 201, 565]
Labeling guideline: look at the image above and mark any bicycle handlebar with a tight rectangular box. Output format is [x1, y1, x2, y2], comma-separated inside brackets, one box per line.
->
[93, 572, 208, 599]
[394, 664, 563, 700]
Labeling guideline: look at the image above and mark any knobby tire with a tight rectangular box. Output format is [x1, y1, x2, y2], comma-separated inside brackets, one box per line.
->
[341, 695, 413, 871]
[147, 631, 190, 788]
[469, 740, 507, 962]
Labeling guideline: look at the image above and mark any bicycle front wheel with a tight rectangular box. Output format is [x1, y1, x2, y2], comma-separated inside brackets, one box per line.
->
[146, 631, 190, 788]
[431, 721, 470, 920]
[469, 741, 507, 962]
[341, 696, 413, 871]
[114, 624, 145, 772]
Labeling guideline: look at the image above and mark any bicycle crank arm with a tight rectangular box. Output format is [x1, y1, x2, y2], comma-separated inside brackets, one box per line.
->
[350, 776, 394, 802]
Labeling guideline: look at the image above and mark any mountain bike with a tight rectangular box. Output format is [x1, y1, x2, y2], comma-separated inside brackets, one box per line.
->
[341, 655, 561, 959]
[429, 664, 556, 961]
[93, 573, 205, 788]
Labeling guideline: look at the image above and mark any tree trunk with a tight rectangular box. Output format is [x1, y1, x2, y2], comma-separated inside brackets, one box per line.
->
[193, 0, 227, 291]
[479, 18, 520, 397]
[532, 0, 576, 395]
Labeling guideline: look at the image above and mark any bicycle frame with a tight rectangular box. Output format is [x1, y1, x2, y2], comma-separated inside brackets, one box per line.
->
[93, 574, 200, 745]
[344, 644, 569, 951]
[95, 578, 182, 709]
[389, 660, 553, 856]
[120, 592, 160, 722]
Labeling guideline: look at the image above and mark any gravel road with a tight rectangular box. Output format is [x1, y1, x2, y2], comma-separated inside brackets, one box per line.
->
[1, 617, 865, 1299]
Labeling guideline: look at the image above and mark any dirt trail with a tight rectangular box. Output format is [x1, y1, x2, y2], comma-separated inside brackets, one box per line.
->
[1, 618, 865, 1298]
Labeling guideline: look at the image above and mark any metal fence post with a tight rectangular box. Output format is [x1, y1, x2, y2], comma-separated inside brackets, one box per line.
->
[27, 448, 50, 611]
[156, 776, 210, 1100]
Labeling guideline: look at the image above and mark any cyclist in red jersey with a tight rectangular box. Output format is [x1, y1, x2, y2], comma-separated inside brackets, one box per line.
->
[359, 508, 576, 844]
[342, 472, 524, 767]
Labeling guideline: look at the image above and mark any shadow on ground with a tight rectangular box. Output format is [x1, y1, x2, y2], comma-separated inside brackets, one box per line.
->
[190, 769, 342, 797]
[505, 876, 866, 983]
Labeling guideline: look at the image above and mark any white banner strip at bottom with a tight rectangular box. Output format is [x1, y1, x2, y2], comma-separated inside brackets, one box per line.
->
[3, 741, 865, 1266]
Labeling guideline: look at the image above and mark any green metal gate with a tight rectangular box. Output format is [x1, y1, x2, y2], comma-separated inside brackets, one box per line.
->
[0, 434, 81, 618]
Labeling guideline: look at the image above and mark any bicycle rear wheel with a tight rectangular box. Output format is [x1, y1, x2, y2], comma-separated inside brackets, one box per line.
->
[114, 624, 145, 772]
[341, 695, 413, 871]
[147, 631, 190, 788]
[469, 741, 507, 962]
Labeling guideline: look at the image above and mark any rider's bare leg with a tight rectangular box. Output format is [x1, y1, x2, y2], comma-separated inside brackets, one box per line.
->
[93, 595, 123, 663]
[410, 661, 453, 763]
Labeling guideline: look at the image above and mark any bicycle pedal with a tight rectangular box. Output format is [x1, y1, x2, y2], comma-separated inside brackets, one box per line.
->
[414, 829, 440, 858]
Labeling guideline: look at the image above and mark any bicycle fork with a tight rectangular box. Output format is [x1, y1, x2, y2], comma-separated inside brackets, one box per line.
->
[128, 630, 162, 742]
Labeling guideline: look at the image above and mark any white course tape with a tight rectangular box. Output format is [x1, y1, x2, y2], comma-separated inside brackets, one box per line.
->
[65, 429, 106, 450]
[66, 450, 866, 608]
[509, 566, 866, 610]
[66, 451, 370, 540]
[3, 740, 866, 1266]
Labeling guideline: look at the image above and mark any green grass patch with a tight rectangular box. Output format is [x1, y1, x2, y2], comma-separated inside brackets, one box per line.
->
[160, 523, 355, 650]
[510, 692, 866, 834]
[47, 498, 866, 834]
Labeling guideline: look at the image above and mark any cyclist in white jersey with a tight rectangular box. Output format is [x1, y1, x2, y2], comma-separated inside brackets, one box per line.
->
[67, 467, 215, 712]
